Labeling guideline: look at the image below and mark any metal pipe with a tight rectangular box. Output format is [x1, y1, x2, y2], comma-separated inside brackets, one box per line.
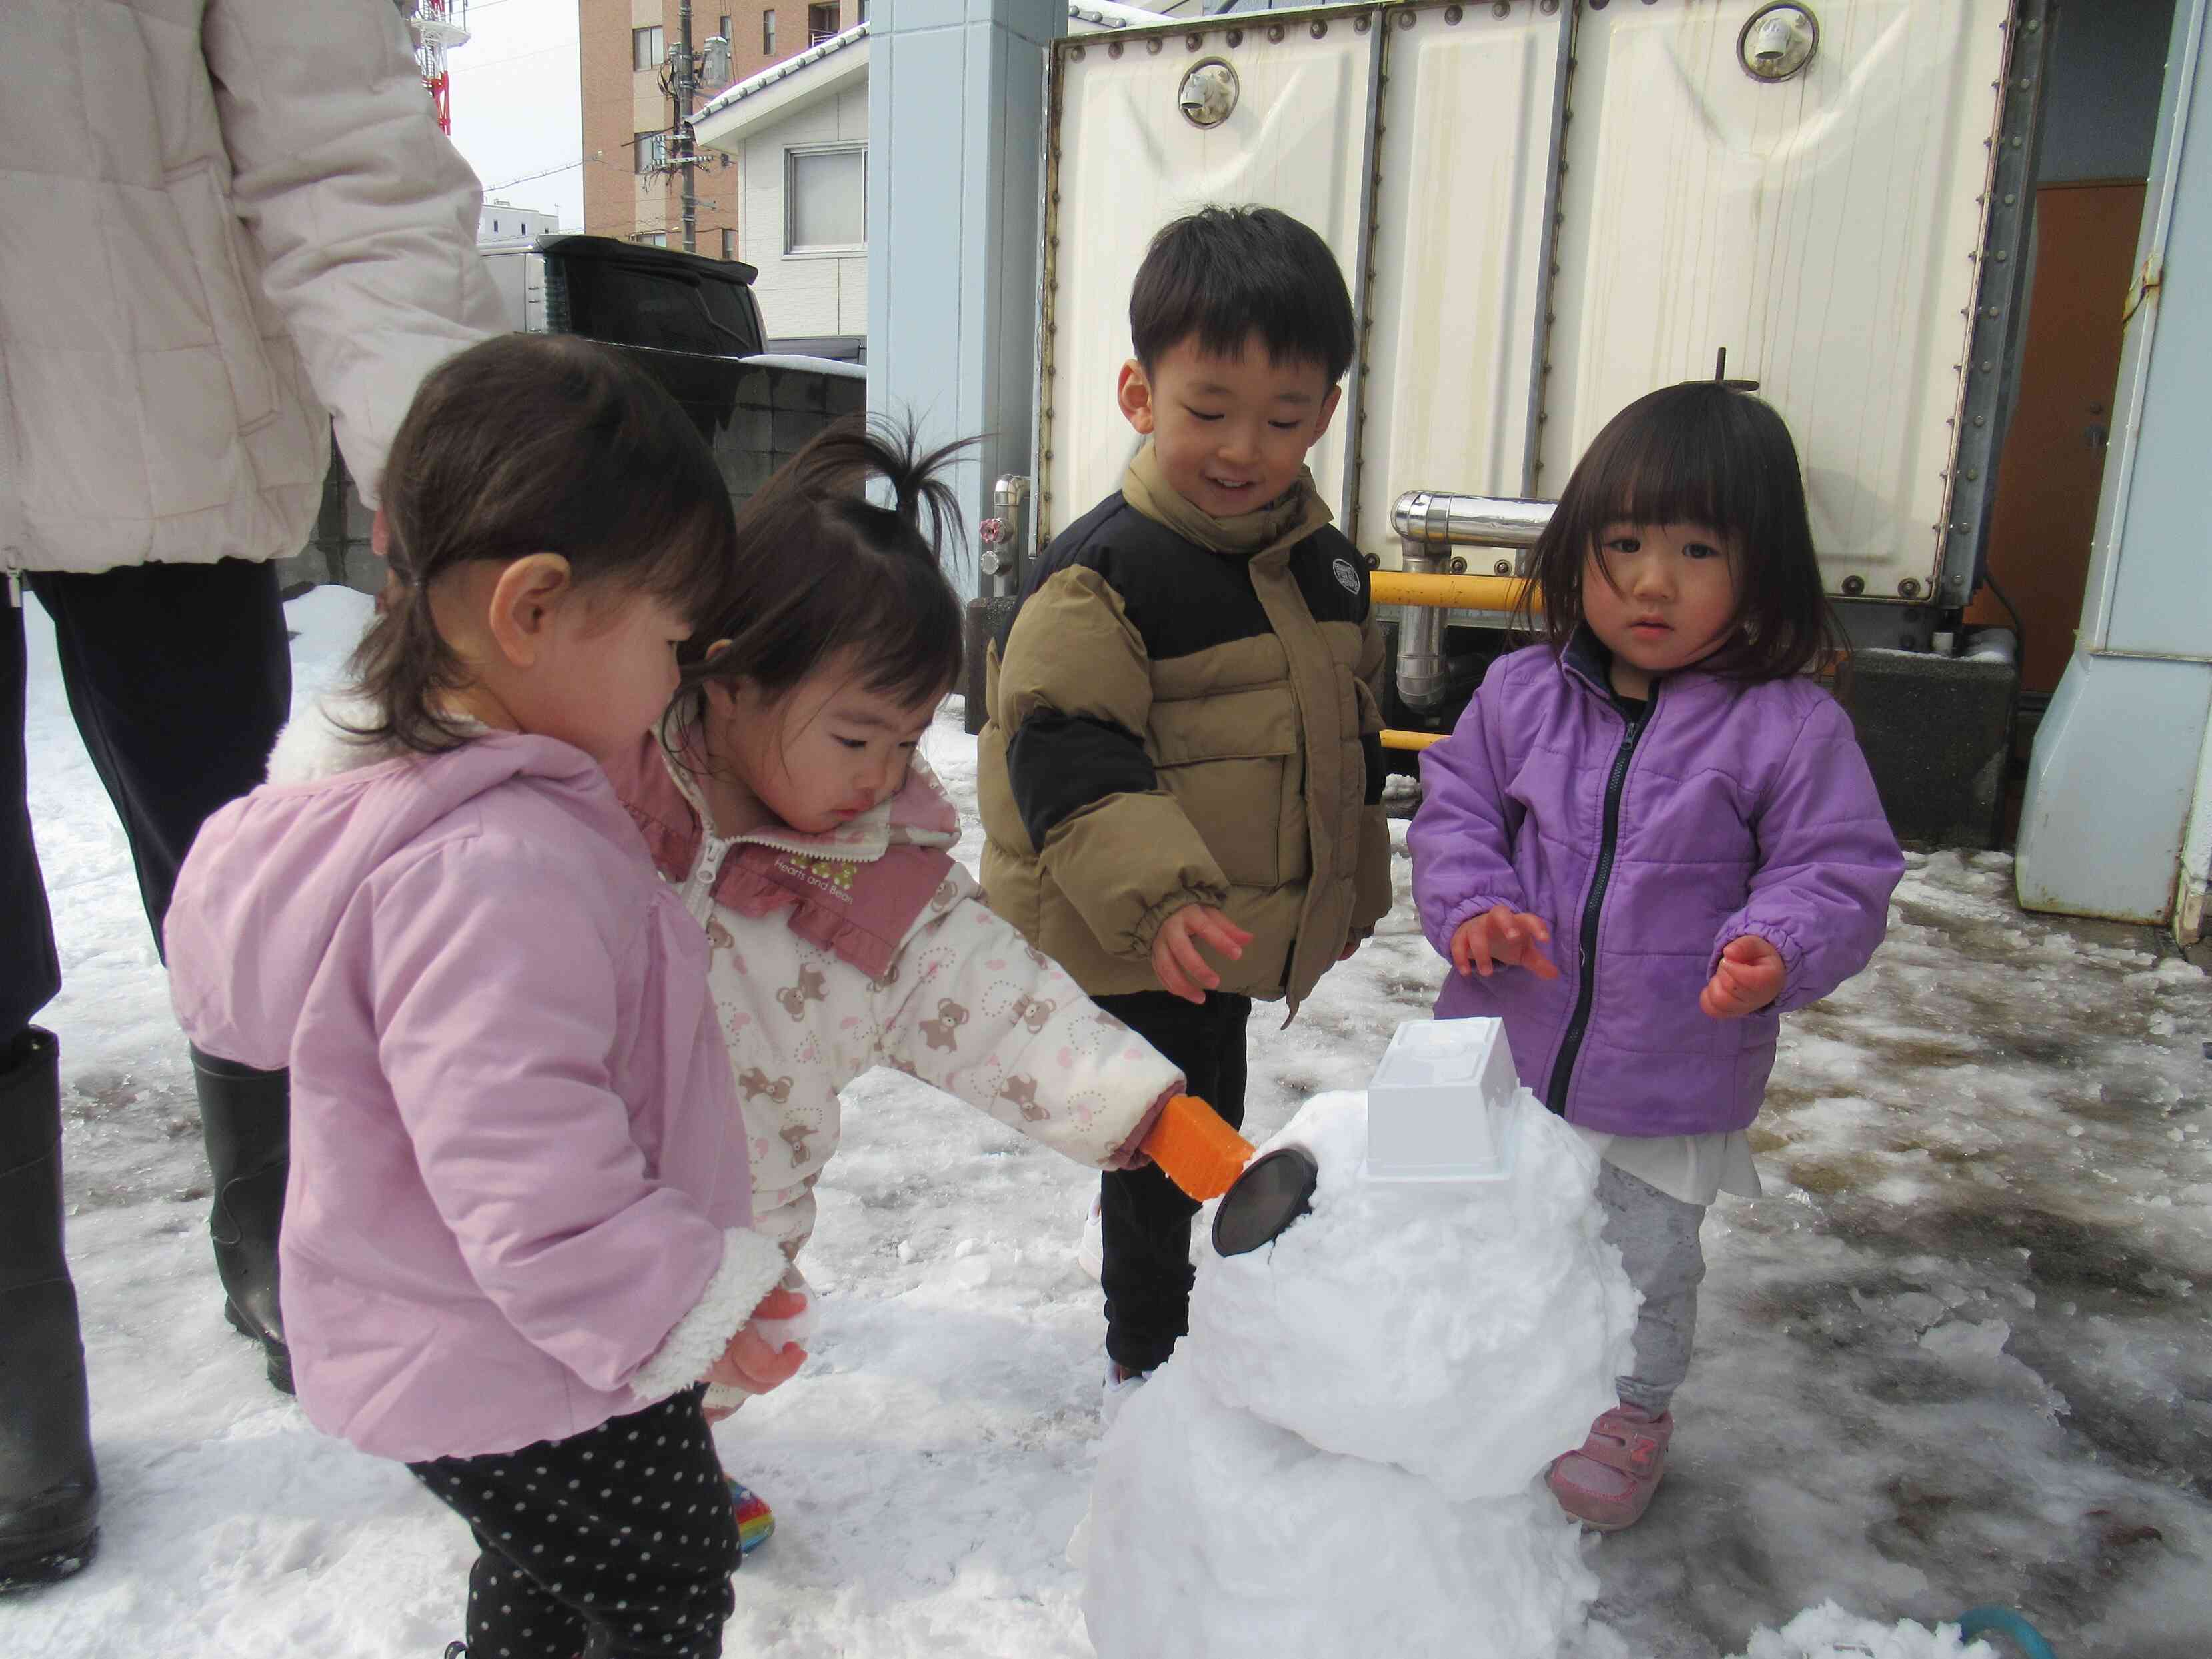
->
[1372, 571, 1534, 611]
[1388, 491, 1555, 712]
[1391, 491, 1555, 553]
[1379, 729, 1444, 753]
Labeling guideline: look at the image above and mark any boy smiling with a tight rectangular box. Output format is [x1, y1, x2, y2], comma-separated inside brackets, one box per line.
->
[977, 206, 1393, 1407]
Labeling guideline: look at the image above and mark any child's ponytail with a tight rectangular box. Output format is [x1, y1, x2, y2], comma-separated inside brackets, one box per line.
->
[674, 415, 976, 716]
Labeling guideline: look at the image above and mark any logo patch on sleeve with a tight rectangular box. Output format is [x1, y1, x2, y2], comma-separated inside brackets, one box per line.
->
[1331, 557, 1361, 595]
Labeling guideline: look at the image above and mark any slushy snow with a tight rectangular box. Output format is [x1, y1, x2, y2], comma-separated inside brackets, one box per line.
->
[3, 587, 2205, 1656]
[1082, 1088, 1636, 1657]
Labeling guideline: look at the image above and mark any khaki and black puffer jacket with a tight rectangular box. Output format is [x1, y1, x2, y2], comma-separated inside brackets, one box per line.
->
[977, 447, 1393, 1015]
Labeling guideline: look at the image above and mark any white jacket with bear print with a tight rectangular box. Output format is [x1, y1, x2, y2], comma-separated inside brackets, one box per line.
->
[610, 731, 1184, 1270]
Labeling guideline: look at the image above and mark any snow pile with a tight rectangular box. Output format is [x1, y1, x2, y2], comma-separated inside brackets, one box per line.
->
[1728, 1601, 1999, 1658]
[1082, 1089, 1637, 1658]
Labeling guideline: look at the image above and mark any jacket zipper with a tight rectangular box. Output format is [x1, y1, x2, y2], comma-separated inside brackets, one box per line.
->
[680, 827, 732, 921]
[1542, 685, 1656, 1115]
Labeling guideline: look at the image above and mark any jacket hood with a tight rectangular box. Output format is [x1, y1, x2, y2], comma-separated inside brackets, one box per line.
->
[166, 700, 630, 1071]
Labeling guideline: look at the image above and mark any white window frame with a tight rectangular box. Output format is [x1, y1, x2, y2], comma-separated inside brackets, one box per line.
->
[783, 143, 868, 257]
[632, 24, 665, 71]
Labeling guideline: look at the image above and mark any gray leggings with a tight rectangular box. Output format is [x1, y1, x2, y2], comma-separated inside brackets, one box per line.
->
[1597, 1162, 1709, 1416]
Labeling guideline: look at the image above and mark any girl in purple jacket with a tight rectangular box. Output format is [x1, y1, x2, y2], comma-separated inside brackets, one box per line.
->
[1409, 382, 1903, 1532]
[167, 337, 806, 1658]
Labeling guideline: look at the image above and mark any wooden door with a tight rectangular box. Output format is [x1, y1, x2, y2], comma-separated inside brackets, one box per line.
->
[1969, 181, 2147, 694]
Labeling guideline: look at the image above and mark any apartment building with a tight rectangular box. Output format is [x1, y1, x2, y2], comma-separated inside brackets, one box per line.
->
[580, 1, 856, 255]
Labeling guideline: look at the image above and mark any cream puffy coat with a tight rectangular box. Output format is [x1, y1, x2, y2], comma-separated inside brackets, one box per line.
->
[0, 0, 506, 577]
[613, 736, 1184, 1263]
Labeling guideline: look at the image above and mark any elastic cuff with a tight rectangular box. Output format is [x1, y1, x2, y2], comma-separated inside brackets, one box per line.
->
[1707, 924, 1805, 990]
[629, 1228, 790, 1404]
[1122, 886, 1224, 955]
[1106, 1082, 1185, 1170]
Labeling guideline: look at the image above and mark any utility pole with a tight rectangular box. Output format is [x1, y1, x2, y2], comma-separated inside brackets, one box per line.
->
[676, 1, 698, 253]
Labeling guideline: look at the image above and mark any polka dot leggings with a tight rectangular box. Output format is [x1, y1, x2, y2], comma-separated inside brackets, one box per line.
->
[408, 1384, 741, 1658]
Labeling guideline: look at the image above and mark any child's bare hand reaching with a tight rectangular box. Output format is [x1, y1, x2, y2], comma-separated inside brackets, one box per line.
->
[1700, 935, 1785, 1019]
[706, 1283, 810, 1401]
[1450, 906, 1560, 980]
[1152, 905, 1254, 1004]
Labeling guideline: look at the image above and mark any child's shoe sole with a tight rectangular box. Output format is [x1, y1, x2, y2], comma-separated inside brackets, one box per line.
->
[726, 1478, 774, 1556]
[1546, 1406, 1671, 1531]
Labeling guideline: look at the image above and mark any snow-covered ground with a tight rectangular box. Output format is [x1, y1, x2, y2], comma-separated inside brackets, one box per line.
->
[5, 587, 2209, 1657]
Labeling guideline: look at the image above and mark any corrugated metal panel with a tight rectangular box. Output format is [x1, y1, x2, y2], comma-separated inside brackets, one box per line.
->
[1040, 18, 1374, 541]
[1544, 1, 2012, 596]
[1353, 3, 1566, 561]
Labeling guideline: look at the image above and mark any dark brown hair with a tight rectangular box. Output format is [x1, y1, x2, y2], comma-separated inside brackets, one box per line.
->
[349, 333, 738, 753]
[668, 414, 970, 741]
[1130, 205, 1356, 385]
[1520, 381, 1836, 682]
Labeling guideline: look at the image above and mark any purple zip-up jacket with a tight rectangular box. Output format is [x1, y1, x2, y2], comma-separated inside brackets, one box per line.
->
[1410, 633, 1902, 1136]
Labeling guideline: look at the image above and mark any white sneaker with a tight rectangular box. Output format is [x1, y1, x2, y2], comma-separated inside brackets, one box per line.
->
[1100, 1361, 1152, 1427]
[1076, 1193, 1104, 1281]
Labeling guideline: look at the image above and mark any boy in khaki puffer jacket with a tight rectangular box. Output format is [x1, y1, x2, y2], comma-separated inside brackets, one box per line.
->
[976, 207, 1392, 1405]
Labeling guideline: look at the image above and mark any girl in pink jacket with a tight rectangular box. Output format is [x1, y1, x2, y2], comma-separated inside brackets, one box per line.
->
[165, 337, 803, 1659]
[606, 418, 1187, 1540]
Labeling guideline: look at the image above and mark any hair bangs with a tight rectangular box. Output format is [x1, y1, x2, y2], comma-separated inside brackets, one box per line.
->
[1525, 380, 1835, 682]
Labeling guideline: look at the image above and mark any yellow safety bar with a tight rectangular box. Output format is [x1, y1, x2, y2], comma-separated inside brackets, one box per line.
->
[1380, 729, 1444, 753]
[1369, 570, 1535, 612]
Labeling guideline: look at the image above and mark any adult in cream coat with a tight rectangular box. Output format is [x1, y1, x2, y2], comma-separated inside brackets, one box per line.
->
[0, 0, 505, 1588]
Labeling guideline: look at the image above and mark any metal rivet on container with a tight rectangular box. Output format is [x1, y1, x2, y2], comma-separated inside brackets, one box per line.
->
[1964, 468, 1979, 481]
[1269, 23, 1284, 41]
[1490, 0, 1508, 13]
[1354, 13, 1370, 31]
[1842, 575, 1865, 596]
[1898, 578, 1923, 599]
[1108, 39, 1122, 56]
[1070, 43, 1084, 59]
[1186, 31, 1202, 49]
[1311, 19, 1328, 37]
[1396, 9, 1416, 27]
[1226, 27, 1242, 45]
[1148, 36, 1162, 53]
[1979, 361, 1994, 373]
[1494, 559, 1512, 576]
[1993, 249, 2009, 262]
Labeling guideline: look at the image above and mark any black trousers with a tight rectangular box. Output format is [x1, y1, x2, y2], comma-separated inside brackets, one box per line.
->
[1094, 989, 1252, 1375]
[409, 1384, 742, 1659]
[1, 559, 291, 1042]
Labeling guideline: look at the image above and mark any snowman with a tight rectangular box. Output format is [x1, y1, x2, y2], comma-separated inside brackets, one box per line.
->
[1080, 1018, 1640, 1659]
[1078, 1018, 2043, 1659]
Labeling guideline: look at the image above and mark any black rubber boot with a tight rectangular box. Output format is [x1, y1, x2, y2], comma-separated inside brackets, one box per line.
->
[0, 1027, 99, 1592]
[189, 1048, 292, 1396]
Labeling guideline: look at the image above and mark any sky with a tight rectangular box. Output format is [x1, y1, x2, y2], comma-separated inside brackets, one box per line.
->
[442, 0, 587, 231]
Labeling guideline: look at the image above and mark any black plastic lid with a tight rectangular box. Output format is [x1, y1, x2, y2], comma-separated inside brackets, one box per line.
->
[1211, 1147, 1320, 1257]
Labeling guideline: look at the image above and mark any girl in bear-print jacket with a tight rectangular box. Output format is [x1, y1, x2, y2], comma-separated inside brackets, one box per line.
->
[603, 418, 1187, 1417]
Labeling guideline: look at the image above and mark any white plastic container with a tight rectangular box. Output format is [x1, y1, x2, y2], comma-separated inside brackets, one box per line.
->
[1365, 1018, 1522, 1183]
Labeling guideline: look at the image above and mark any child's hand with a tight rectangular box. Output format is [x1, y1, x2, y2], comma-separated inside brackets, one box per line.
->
[706, 1284, 810, 1396]
[1700, 935, 1785, 1019]
[1450, 907, 1559, 980]
[1152, 905, 1254, 1005]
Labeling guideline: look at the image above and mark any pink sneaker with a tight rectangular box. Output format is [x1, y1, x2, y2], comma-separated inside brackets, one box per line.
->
[1546, 1404, 1673, 1531]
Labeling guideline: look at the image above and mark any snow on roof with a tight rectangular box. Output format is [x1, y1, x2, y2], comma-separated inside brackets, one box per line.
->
[691, 1, 1168, 129]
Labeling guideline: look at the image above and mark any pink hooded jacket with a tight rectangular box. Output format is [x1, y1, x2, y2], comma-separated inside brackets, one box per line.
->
[164, 708, 788, 1464]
